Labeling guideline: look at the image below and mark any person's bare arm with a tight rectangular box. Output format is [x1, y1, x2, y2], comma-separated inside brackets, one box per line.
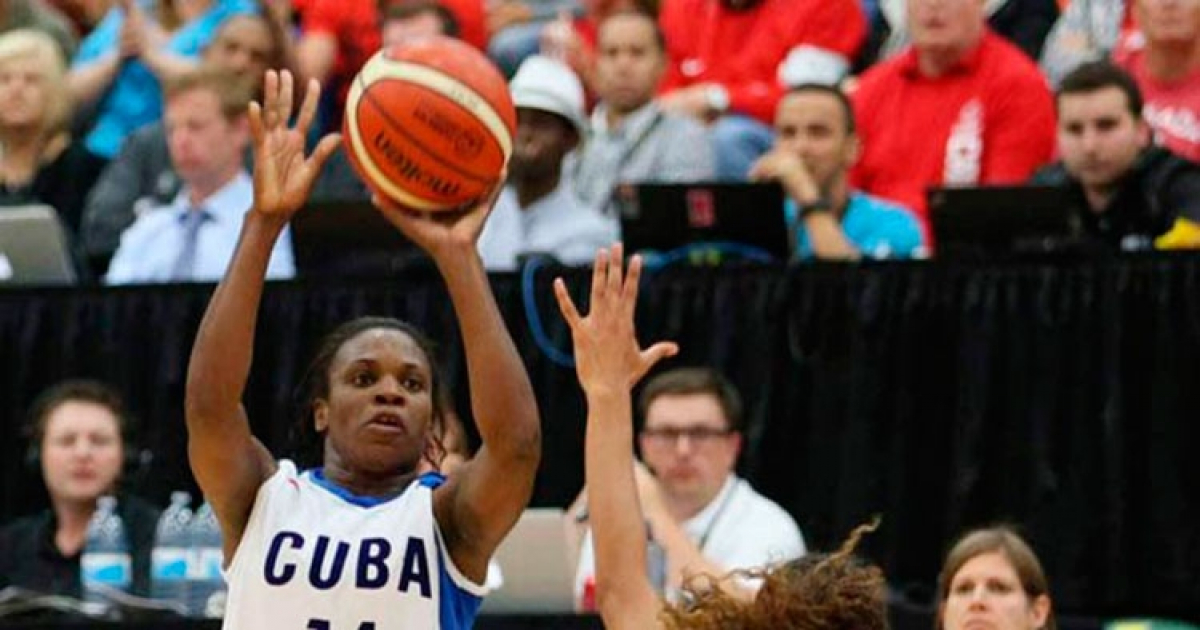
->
[554, 245, 678, 630]
[68, 51, 124, 106]
[186, 70, 339, 561]
[374, 185, 541, 585]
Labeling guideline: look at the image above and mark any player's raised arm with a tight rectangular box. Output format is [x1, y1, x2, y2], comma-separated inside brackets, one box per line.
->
[554, 244, 678, 630]
[373, 184, 542, 584]
[185, 70, 339, 560]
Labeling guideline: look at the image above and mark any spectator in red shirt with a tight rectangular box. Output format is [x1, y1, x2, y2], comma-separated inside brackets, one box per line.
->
[851, 0, 1056, 234]
[1113, 0, 1200, 163]
[294, 0, 379, 130]
[657, 0, 866, 179]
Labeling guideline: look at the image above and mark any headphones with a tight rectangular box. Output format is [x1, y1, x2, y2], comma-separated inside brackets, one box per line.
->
[24, 440, 154, 481]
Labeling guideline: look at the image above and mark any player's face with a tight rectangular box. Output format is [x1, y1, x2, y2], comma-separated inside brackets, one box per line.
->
[164, 87, 249, 189]
[1057, 87, 1149, 192]
[774, 91, 858, 192]
[41, 402, 124, 505]
[1136, 0, 1200, 45]
[595, 14, 664, 114]
[941, 552, 1050, 630]
[637, 393, 740, 510]
[205, 15, 275, 84]
[907, 0, 987, 52]
[316, 329, 436, 475]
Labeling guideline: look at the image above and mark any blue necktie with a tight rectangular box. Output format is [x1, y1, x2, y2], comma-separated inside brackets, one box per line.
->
[171, 208, 209, 281]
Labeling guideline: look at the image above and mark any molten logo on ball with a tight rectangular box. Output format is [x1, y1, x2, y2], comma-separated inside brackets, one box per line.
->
[373, 131, 462, 198]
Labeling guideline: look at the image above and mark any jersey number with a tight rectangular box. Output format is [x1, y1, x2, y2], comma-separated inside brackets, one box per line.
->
[307, 620, 376, 630]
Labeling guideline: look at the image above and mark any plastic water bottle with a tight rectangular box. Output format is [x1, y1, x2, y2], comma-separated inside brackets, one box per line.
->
[150, 491, 193, 612]
[81, 495, 132, 609]
[188, 502, 225, 618]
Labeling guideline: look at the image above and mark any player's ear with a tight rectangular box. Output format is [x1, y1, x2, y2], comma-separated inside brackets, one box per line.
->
[313, 400, 329, 432]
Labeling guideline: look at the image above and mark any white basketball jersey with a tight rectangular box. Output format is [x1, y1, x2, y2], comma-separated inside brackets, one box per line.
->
[222, 461, 486, 630]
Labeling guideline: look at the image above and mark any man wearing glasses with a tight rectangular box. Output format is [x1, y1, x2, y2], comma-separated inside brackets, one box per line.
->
[569, 367, 806, 605]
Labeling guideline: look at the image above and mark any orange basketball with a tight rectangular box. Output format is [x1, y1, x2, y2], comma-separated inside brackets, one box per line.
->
[343, 37, 516, 211]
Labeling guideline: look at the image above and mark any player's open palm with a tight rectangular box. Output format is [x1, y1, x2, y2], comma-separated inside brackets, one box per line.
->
[372, 173, 504, 258]
[249, 70, 340, 220]
[554, 244, 678, 396]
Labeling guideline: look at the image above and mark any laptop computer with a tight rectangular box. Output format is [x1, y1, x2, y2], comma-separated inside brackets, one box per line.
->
[0, 205, 78, 286]
[479, 508, 577, 614]
[928, 185, 1082, 256]
[615, 182, 790, 261]
[290, 199, 425, 278]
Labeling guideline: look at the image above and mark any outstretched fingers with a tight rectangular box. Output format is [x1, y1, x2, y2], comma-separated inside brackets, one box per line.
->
[248, 101, 264, 143]
[605, 243, 624, 303]
[621, 253, 642, 321]
[308, 133, 342, 172]
[641, 341, 679, 372]
[276, 70, 295, 130]
[260, 70, 279, 128]
[591, 246, 609, 306]
[294, 78, 321, 140]
[553, 277, 582, 329]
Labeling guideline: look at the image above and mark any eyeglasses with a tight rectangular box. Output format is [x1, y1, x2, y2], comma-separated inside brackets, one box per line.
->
[641, 426, 734, 445]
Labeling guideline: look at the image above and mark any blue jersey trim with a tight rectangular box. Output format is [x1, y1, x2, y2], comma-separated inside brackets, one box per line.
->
[437, 531, 482, 629]
[306, 469, 444, 507]
[419, 471, 446, 489]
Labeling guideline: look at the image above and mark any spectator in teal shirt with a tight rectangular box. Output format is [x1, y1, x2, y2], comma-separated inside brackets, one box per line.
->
[750, 83, 925, 260]
[68, 0, 256, 162]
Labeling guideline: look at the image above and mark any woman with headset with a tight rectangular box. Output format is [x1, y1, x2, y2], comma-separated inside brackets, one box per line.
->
[0, 380, 159, 599]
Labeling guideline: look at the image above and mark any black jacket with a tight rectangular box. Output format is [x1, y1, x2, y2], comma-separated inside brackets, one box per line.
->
[0, 494, 160, 599]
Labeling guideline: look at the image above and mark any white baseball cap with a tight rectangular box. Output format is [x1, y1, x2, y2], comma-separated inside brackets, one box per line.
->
[509, 55, 589, 140]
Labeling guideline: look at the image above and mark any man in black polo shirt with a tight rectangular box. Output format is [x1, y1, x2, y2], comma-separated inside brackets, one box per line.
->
[1032, 60, 1200, 251]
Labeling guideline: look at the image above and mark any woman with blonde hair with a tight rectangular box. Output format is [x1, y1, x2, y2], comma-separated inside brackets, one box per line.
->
[0, 28, 103, 237]
[938, 526, 1055, 630]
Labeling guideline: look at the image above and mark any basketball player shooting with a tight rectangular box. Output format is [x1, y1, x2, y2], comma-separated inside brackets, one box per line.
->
[185, 70, 541, 629]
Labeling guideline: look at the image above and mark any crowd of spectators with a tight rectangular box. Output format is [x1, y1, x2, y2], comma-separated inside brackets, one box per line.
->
[0, 0, 1196, 277]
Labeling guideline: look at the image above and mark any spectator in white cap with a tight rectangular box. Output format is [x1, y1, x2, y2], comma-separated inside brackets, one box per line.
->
[477, 55, 617, 271]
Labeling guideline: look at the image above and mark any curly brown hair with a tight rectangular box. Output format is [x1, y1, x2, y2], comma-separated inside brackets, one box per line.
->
[660, 522, 888, 630]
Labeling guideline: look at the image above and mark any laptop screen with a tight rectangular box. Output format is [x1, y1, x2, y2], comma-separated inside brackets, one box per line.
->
[615, 182, 790, 261]
[0, 205, 77, 286]
[479, 508, 577, 614]
[290, 200, 425, 277]
[927, 185, 1081, 256]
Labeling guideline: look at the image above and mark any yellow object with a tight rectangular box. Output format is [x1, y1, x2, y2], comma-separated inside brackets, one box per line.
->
[1155, 218, 1200, 250]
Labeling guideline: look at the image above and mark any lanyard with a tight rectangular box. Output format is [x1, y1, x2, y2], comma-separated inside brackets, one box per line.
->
[574, 110, 666, 212]
[696, 479, 739, 553]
